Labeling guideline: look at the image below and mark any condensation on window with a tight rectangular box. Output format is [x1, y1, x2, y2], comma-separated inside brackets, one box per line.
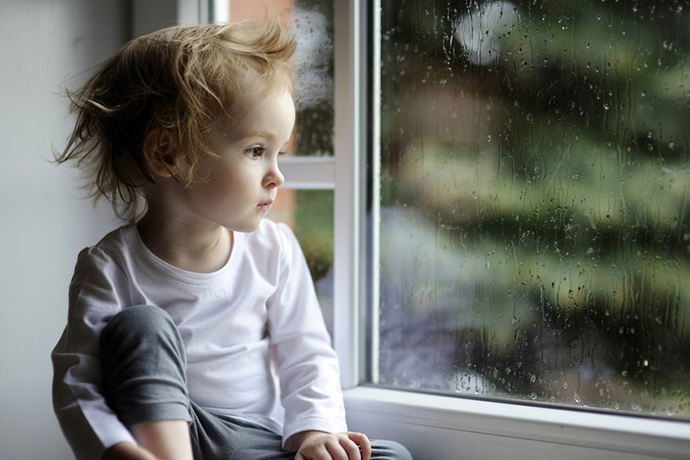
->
[228, 0, 334, 156]
[375, 0, 690, 419]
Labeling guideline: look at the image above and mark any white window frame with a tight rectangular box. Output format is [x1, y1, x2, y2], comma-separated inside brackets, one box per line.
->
[328, 1, 690, 459]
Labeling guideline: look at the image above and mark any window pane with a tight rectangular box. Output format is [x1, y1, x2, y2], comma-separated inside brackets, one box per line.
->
[268, 189, 334, 336]
[225, 0, 334, 156]
[374, 0, 690, 419]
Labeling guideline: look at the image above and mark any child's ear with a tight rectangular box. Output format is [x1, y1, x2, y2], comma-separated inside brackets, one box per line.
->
[143, 128, 179, 177]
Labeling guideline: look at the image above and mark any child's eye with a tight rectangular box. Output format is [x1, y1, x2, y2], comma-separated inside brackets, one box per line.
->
[246, 147, 264, 158]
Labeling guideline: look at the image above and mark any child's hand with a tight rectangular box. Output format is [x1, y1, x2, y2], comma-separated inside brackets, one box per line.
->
[100, 442, 161, 460]
[296, 430, 372, 460]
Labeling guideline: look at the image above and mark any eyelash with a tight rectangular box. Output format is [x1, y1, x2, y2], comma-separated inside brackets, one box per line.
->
[246, 148, 288, 158]
[246, 147, 264, 158]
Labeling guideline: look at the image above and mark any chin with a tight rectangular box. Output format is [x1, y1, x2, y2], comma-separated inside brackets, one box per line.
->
[235, 220, 263, 233]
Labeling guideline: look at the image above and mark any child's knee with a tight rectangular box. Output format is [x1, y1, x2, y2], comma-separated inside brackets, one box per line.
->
[371, 439, 413, 460]
[99, 305, 190, 425]
[100, 305, 185, 373]
[103, 305, 173, 338]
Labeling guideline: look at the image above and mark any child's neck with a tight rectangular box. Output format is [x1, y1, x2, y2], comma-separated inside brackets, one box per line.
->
[136, 210, 233, 274]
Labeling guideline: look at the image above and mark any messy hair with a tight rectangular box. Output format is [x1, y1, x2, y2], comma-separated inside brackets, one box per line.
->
[56, 21, 296, 221]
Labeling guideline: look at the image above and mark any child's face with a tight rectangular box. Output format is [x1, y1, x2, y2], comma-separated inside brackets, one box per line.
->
[178, 88, 295, 233]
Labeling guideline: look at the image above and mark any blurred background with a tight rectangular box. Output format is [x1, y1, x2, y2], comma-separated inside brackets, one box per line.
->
[375, 0, 690, 420]
[1, 2, 130, 458]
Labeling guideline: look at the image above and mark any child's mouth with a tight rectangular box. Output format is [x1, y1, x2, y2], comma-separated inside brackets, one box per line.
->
[258, 200, 274, 212]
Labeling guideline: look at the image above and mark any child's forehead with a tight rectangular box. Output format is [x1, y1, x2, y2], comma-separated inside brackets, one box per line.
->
[214, 88, 295, 139]
[219, 79, 284, 119]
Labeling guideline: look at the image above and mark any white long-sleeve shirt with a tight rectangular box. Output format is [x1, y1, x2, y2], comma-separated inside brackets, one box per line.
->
[52, 220, 347, 460]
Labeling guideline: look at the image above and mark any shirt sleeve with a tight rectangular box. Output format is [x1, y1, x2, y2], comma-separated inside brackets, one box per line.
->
[266, 224, 348, 450]
[52, 247, 136, 460]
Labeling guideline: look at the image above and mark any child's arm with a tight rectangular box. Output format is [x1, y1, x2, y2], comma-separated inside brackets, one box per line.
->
[101, 442, 159, 460]
[296, 430, 372, 460]
[265, 224, 350, 448]
[52, 247, 139, 460]
[101, 420, 193, 460]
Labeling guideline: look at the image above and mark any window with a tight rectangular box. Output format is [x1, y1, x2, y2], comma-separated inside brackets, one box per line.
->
[331, 0, 690, 458]
[371, 0, 690, 421]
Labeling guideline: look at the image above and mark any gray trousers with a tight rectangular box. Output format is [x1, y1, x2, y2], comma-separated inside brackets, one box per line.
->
[100, 305, 412, 460]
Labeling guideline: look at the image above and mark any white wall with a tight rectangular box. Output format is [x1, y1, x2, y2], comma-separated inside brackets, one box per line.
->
[0, 1, 129, 458]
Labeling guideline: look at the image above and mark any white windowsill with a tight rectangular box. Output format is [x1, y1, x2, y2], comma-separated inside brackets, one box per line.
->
[343, 386, 690, 460]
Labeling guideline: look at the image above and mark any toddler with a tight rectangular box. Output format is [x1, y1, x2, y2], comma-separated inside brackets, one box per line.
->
[51, 21, 411, 460]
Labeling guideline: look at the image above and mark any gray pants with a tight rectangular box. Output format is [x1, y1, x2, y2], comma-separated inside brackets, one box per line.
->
[100, 305, 412, 460]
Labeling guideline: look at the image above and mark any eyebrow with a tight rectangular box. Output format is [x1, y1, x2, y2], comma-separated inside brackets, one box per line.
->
[239, 130, 272, 140]
[239, 129, 292, 148]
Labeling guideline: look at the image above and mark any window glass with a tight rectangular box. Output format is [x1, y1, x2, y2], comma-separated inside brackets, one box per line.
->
[374, 0, 690, 419]
[225, 0, 334, 157]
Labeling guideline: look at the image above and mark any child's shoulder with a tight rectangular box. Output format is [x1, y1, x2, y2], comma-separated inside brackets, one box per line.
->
[86, 224, 138, 257]
[69, 224, 138, 291]
[74, 224, 138, 269]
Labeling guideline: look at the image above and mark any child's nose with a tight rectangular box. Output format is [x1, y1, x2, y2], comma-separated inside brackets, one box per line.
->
[264, 162, 284, 188]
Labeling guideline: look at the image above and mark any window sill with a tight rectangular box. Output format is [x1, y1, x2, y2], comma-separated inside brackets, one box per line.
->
[343, 386, 690, 460]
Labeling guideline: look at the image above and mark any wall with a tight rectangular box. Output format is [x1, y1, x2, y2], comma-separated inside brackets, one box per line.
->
[0, 1, 129, 457]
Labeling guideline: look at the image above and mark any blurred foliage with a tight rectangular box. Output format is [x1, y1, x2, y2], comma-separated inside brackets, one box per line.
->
[294, 102, 335, 155]
[268, 188, 334, 335]
[293, 189, 334, 282]
[378, 0, 690, 418]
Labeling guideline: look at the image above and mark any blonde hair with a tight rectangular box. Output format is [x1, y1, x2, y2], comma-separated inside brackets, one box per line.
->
[56, 21, 296, 221]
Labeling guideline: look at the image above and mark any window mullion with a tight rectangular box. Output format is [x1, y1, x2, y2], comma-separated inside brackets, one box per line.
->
[333, 0, 363, 389]
[369, 0, 382, 386]
[278, 157, 335, 190]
